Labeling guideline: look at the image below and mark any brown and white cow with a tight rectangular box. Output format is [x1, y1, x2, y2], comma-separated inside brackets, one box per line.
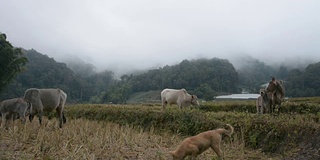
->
[265, 76, 285, 114]
[161, 88, 199, 110]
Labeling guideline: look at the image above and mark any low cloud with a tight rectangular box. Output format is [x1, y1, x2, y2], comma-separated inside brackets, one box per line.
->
[1, 0, 319, 76]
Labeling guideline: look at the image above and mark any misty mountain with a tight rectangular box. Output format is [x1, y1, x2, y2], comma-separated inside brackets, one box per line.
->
[63, 57, 97, 78]
[1, 49, 320, 104]
[1, 49, 80, 101]
[230, 54, 313, 71]
[63, 53, 315, 81]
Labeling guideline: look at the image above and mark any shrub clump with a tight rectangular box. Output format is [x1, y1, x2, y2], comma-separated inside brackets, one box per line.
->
[65, 104, 320, 157]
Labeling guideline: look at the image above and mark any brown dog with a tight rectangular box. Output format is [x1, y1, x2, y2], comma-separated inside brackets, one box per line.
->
[170, 124, 234, 160]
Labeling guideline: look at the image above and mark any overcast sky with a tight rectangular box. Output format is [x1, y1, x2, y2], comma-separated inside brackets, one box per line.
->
[1, 0, 320, 75]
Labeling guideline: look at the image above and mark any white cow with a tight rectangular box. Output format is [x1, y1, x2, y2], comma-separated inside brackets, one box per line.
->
[23, 88, 67, 128]
[161, 88, 199, 110]
[256, 89, 268, 114]
[0, 98, 32, 128]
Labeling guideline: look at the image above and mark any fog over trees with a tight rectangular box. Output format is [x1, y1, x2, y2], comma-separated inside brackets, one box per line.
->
[1, 47, 319, 104]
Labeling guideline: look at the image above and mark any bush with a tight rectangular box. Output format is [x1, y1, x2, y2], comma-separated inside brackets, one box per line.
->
[199, 99, 320, 114]
[65, 103, 320, 155]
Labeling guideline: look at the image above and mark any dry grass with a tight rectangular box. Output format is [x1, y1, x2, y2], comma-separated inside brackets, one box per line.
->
[0, 118, 281, 160]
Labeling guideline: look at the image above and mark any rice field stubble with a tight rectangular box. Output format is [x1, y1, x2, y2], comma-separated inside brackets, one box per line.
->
[0, 116, 279, 160]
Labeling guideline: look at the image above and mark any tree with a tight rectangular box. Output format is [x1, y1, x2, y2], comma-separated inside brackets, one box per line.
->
[276, 66, 289, 80]
[237, 57, 276, 93]
[303, 62, 320, 96]
[0, 33, 28, 92]
[194, 83, 214, 101]
[286, 69, 304, 97]
[118, 58, 239, 99]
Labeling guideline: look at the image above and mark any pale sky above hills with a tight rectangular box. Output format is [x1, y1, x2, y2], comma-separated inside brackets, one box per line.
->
[1, 0, 320, 76]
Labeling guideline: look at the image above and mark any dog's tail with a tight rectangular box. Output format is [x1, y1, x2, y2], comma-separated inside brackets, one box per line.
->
[222, 124, 234, 137]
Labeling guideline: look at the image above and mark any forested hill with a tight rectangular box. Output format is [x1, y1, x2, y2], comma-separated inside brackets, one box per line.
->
[1, 49, 84, 102]
[1, 49, 320, 104]
[123, 58, 239, 97]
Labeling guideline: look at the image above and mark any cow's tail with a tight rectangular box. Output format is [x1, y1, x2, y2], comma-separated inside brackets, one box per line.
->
[276, 80, 285, 101]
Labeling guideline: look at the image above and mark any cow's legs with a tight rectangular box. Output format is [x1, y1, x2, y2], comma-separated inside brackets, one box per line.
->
[62, 112, 66, 124]
[1, 113, 7, 128]
[29, 114, 34, 122]
[56, 107, 64, 128]
[178, 104, 182, 109]
[162, 101, 167, 110]
[258, 105, 262, 114]
[13, 114, 20, 121]
[38, 111, 43, 125]
[271, 98, 276, 114]
[269, 96, 275, 114]
[1, 113, 13, 128]
[264, 105, 268, 114]
[18, 112, 26, 124]
[7, 114, 14, 128]
[271, 104, 276, 114]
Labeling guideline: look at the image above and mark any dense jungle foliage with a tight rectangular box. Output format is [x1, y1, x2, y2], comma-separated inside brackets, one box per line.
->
[0, 33, 28, 92]
[1, 47, 320, 103]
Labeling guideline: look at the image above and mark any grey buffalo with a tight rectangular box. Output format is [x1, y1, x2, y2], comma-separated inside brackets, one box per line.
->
[23, 88, 67, 128]
[0, 98, 32, 128]
[161, 88, 200, 110]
